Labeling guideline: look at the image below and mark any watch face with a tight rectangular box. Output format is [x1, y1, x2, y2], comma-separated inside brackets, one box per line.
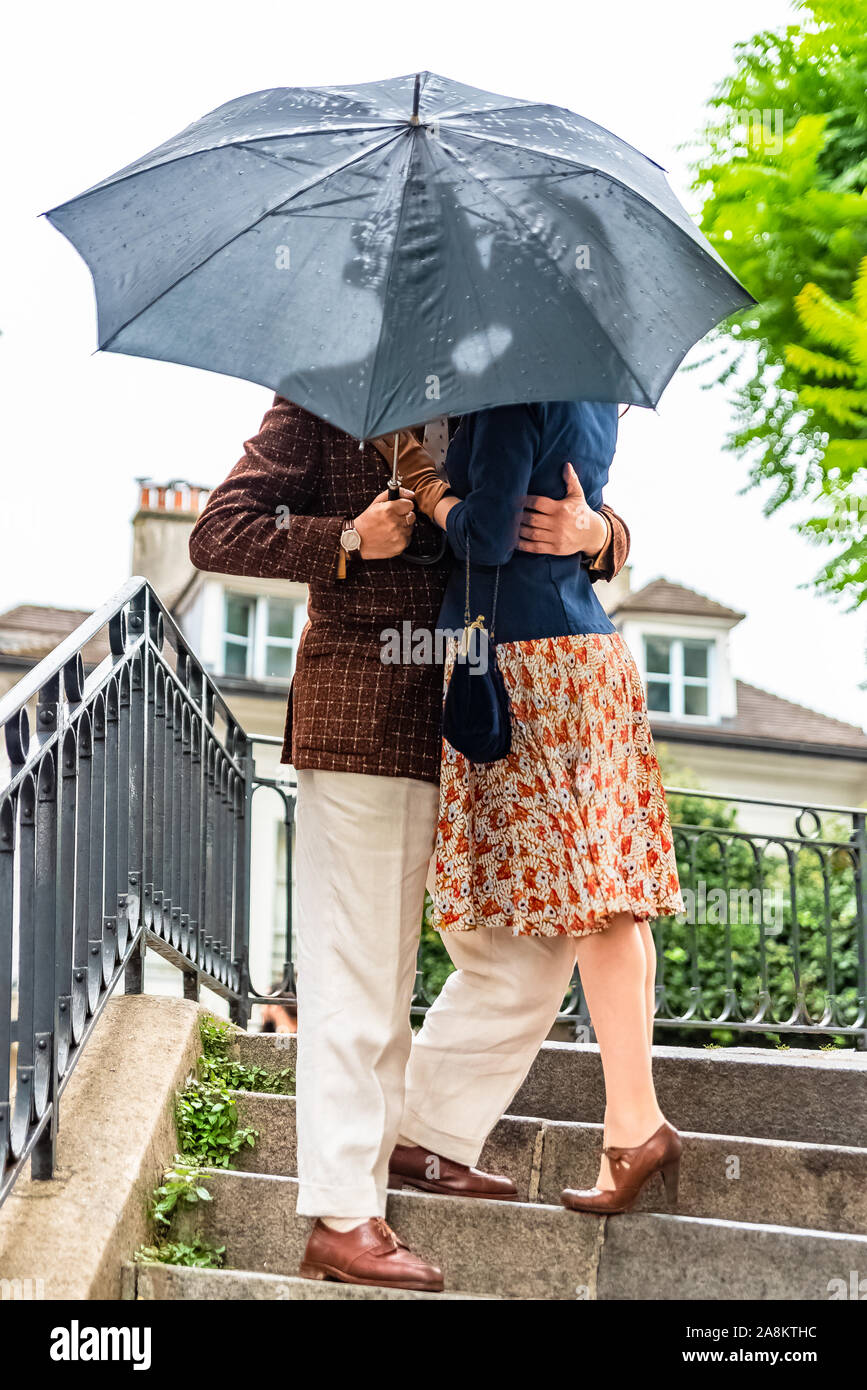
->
[341, 527, 361, 552]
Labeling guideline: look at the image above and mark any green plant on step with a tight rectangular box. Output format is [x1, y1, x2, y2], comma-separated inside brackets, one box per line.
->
[135, 1160, 226, 1270]
[151, 1158, 215, 1229]
[135, 1237, 226, 1270]
[176, 1077, 258, 1167]
[136, 1152, 231, 1268]
[198, 1014, 295, 1095]
[199, 1054, 294, 1094]
[134, 1016, 276, 1272]
[199, 1015, 236, 1059]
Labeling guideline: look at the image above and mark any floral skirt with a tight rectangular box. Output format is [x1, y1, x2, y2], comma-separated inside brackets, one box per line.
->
[433, 632, 684, 937]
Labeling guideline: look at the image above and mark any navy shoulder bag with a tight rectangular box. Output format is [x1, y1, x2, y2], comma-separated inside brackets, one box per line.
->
[442, 543, 512, 764]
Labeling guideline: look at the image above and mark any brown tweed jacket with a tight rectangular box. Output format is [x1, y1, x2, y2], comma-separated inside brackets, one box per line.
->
[189, 396, 630, 784]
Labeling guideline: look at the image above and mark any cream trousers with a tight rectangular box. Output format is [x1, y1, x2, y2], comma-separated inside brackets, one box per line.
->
[294, 768, 576, 1219]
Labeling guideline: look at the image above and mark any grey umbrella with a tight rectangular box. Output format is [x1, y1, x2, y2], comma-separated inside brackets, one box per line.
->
[45, 70, 753, 440]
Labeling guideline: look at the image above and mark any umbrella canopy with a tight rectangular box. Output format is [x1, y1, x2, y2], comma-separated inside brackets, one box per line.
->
[45, 71, 753, 439]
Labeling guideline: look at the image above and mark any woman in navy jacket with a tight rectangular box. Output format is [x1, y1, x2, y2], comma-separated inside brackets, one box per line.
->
[428, 400, 685, 1215]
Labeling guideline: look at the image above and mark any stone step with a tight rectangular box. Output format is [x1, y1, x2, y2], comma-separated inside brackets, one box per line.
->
[511, 1042, 867, 1146]
[128, 1262, 490, 1301]
[231, 1092, 867, 1236]
[234, 1032, 297, 1073]
[233, 1034, 867, 1146]
[180, 1168, 867, 1301]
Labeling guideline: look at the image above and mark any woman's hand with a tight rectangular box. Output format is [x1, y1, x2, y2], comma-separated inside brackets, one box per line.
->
[517, 462, 608, 556]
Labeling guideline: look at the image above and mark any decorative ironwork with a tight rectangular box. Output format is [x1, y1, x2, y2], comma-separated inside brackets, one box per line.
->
[557, 788, 867, 1048]
[0, 579, 292, 1207]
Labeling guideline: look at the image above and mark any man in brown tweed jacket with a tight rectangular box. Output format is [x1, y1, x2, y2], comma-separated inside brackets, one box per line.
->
[190, 396, 629, 1292]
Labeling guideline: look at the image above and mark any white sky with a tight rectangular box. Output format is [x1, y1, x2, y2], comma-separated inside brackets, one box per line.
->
[2, 0, 865, 730]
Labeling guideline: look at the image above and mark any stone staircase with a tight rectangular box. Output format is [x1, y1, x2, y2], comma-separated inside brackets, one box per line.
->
[126, 1035, 867, 1302]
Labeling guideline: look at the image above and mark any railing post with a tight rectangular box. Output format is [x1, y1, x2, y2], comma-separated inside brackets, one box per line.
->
[229, 957, 250, 1029]
[229, 735, 255, 1030]
[283, 791, 296, 996]
[124, 934, 146, 995]
[30, 1113, 56, 1182]
[30, 1009, 59, 1182]
[852, 811, 867, 1051]
[124, 610, 147, 998]
[30, 746, 58, 1180]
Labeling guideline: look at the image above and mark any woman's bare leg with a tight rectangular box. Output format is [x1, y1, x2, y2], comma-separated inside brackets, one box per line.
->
[574, 912, 665, 1189]
[638, 919, 657, 1049]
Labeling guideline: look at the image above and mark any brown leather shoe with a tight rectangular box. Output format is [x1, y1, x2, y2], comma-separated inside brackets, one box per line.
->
[389, 1143, 518, 1200]
[561, 1120, 683, 1215]
[299, 1218, 444, 1292]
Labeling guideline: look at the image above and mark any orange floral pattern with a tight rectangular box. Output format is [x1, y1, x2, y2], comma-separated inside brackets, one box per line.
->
[433, 633, 683, 937]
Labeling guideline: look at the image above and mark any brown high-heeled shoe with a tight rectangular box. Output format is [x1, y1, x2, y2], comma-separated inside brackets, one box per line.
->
[561, 1120, 682, 1215]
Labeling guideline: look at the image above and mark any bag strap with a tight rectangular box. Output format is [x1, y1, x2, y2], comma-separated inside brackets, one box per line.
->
[463, 540, 500, 644]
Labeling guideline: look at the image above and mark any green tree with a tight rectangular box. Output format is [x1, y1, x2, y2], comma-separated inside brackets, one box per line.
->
[784, 257, 867, 597]
[690, 0, 867, 604]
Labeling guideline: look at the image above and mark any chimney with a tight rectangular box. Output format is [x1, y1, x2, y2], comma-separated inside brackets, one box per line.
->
[131, 478, 210, 605]
[599, 562, 632, 616]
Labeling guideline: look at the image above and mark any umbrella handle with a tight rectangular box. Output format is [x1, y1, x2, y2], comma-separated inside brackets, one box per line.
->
[387, 434, 401, 501]
[385, 431, 447, 565]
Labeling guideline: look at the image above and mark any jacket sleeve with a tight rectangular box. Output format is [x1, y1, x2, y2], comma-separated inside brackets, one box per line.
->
[585, 504, 630, 583]
[188, 395, 344, 585]
[370, 430, 452, 519]
[445, 406, 540, 567]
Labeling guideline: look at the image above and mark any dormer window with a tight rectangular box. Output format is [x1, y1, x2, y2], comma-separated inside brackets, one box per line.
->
[644, 635, 713, 719]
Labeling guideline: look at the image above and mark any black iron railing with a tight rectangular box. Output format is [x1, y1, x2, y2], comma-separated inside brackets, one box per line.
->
[0, 578, 294, 1208]
[542, 788, 867, 1047]
[1, 577, 865, 1209]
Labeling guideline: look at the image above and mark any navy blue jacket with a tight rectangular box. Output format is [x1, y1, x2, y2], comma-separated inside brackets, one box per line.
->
[440, 401, 619, 644]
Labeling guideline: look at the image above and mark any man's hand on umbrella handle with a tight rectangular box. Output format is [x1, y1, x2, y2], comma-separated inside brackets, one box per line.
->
[517, 462, 608, 556]
[371, 430, 453, 521]
[354, 487, 416, 559]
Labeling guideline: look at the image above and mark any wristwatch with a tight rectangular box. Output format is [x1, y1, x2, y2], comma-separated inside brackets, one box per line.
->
[340, 519, 362, 554]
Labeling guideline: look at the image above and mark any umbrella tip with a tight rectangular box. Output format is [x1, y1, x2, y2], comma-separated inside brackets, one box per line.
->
[410, 72, 421, 124]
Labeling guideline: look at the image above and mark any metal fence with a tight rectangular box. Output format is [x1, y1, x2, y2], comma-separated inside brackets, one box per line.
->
[551, 788, 867, 1047]
[0, 579, 293, 1208]
[1, 578, 864, 1208]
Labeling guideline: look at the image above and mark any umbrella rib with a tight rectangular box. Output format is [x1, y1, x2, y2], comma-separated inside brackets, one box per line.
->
[98, 129, 406, 353]
[441, 126, 667, 210]
[49, 121, 406, 209]
[460, 134, 745, 287]
[444, 107, 668, 171]
[438, 128, 729, 277]
[358, 131, 418, 439]
[432, 135, 655, 405]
